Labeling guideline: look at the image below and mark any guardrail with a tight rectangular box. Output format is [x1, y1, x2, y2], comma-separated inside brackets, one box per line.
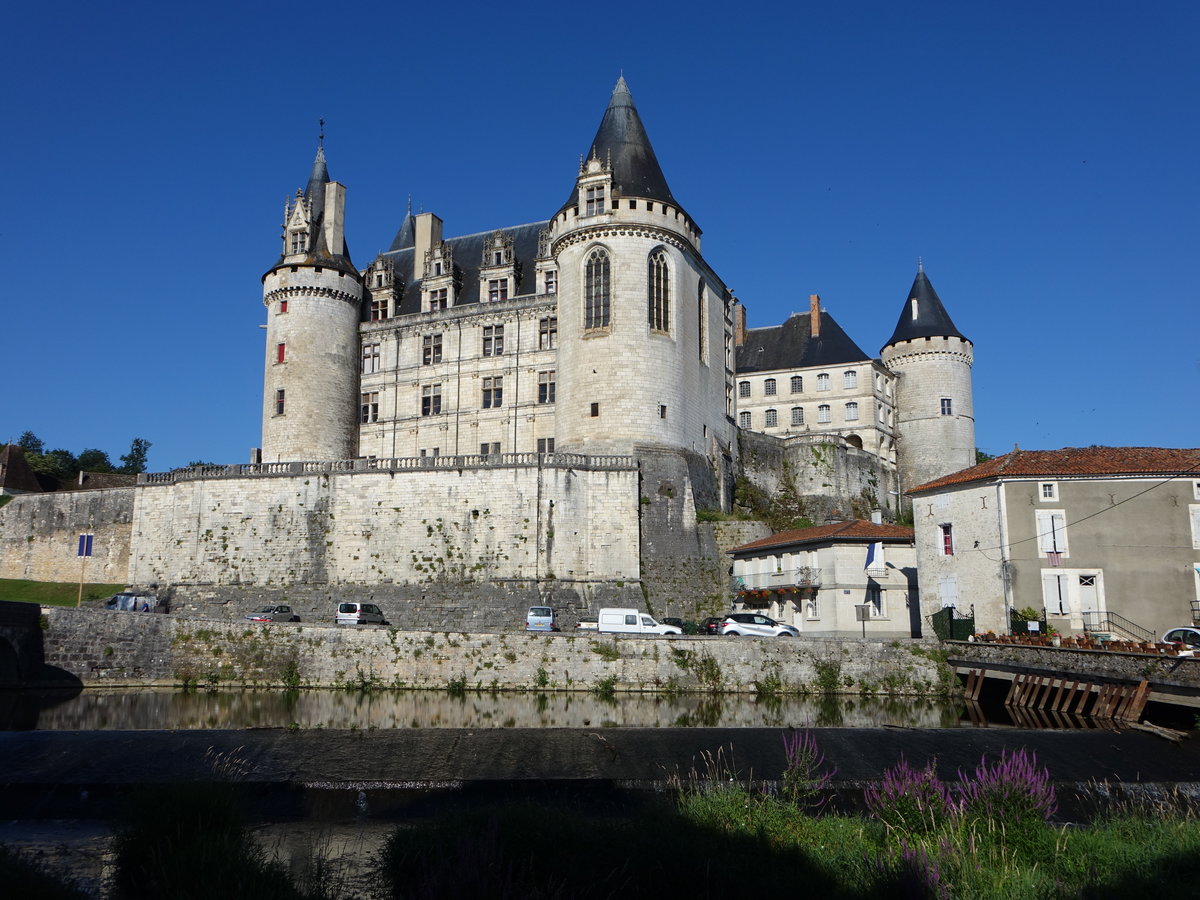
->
[735, 567, 823, 591]
[139, 452, 638, 485]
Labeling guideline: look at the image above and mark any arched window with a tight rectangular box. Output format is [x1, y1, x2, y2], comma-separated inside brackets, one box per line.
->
[765, 409, 778, 427]
[817, 404, 831, 424]
[764, 378, 777, 396]
[648, 249, 669, 332]
[845, 402, 859, 421]
[738, 411, 751, 429]
[790, 375, 802, 393]
[585, 248, 610, 329]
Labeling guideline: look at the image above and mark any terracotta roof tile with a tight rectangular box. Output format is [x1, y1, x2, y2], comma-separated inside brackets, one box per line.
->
[909, 446, 1200, 495]
[731, 519, 914, 555]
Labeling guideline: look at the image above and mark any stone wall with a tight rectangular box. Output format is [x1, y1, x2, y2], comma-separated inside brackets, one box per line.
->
[0, 489, 134, 584]
[739, 430, 897, 523]
[38, 607, 948, 695]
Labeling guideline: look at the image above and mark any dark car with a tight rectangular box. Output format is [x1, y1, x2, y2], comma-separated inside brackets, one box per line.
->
[105, 592, 168, 613]
[698, 616, 725, 636]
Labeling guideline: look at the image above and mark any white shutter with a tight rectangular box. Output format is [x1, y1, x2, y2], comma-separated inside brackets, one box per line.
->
[1190, 506, 1200, 550]
[1036, 511, 1068, 554]
[1042, 573, 1067, 615]
[938, 575, 958, 608]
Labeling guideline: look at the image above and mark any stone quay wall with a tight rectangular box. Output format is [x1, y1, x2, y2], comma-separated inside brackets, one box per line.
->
[37, 607, 948, 695]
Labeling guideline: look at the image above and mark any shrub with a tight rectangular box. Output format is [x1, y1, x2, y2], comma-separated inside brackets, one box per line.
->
[780, 729, 836, 812]
[957, 748, 1057, 825]
[864, 755, 956, 835]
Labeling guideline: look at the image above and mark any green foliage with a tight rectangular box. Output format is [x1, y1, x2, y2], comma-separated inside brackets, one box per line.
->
[976, 448, 996, 464]
[0, 579, 125, 606]
[813, 660, 842, 693]
[119, 437, 152, 474]
[533, 667, 549, 689]
[589, 640, 620, 661]
[592, 675, 617, 700]
[281, 658, 301, 688]
[16, 431, 43, 456]
[76, 448, 116, 472]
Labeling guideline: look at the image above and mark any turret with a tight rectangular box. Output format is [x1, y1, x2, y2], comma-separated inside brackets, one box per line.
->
[880, 263, 975, 493]
[260, 144, 363, 462]
[547, 78, 734, 464]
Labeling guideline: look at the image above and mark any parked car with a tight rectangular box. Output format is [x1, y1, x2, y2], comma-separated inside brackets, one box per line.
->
[336, 602, 387, 626]
[720, 613, 799, 637]
[526, 606, 559, 632]
[1162, 627, 1200, 652]
[698, 616, 725, 636]
[105, 592, 168, 613]
[574, 617, 599, 632]
[244, 604, 299, 623]
[597, 608, 682, 635]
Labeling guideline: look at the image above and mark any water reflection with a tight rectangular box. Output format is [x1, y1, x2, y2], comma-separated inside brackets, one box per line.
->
[4, 688, 970, 731]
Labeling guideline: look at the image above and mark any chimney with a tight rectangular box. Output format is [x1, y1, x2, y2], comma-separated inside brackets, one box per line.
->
[413, 213, 443, 278]
[870, 508, 882, 525]
[810, 294, 821, 338]
[322, 182, 347, 257]
[733, 302, 747, 347]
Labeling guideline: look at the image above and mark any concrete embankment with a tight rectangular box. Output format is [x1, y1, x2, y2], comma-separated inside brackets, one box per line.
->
[33, 607, 949, 695]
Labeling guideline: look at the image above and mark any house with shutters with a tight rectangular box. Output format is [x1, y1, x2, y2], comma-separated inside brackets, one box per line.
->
[907, 447, 1200, 638]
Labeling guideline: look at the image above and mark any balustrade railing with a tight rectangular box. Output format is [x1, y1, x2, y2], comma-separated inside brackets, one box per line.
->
[139, 452, 637, 484]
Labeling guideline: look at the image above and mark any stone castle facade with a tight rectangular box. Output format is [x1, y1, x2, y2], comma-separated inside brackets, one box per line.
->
[0, 79, 976, 627]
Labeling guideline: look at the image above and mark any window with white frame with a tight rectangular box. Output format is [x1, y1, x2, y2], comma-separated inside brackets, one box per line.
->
[845, 401, 859, 421]
[1036, 510, 1068, 556]
[1191, 505, 1200, 550]
[867, 584, 884, 617]
[544, 270, 557, 295]
[1040, 482, 1058, 501]
[790, 375, 802, 393]
[817, 404, 831, 424]
[806, 595, 820, 619]
[539, 316, 557, 349]
[843, 370, 857, 389]
[738, 411, 751, 428]
[421, 334, 441, 365]
[362, 342, 380, 374]
[1193, 481, 1200, 501]
[765, 409, 777, 427]
[939, 523, 954, 556]
[360, 391, 379, 424]
[486, 278, 508, 302]
[482, 324, 504, 356]
[370, 294, 390, 320]
[940, 397, 953, 415]
[738, 381, 750, 398]
[764, 378, 777, 396]
[791, 407, 804, 426]
[816, 373, 830, 391]
[421, 384, 441, 416]
[1041, 572, 1068, 615]
[537, 437, 555, 454]
[482, 376, 503, 409]
[585, 185, 606, 216]
[427, 288, 447, 311]
[538, 370, 556, 404]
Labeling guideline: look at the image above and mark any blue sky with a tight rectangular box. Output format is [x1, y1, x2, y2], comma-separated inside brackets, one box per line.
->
[2, 1, 1196, 471]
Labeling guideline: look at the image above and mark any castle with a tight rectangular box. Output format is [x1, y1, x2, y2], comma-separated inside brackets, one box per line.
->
[0, 79, 975, 628]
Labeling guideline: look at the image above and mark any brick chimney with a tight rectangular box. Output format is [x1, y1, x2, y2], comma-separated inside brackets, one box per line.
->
[810, 294, 821, 337]
[733, 302, 747, 347]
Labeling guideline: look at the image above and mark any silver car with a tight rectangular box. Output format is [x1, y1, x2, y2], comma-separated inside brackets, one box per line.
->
[720, 613, 798, 637]
[244, 604, 300, 623]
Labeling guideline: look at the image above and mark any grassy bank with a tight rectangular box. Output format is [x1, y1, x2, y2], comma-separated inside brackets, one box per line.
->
[4, 736, 1198, 898]
[0, 578, 124, 607]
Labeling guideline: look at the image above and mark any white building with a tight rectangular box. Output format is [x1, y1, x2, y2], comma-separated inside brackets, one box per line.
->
[908, 446, 1200, 637]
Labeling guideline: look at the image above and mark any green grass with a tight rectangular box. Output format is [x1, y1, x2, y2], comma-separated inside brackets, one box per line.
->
[0, 578, 124, 606]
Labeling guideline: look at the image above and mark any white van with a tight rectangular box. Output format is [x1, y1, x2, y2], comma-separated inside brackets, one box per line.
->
[336, 602, 387, 626]
[596, 608, 682, 636]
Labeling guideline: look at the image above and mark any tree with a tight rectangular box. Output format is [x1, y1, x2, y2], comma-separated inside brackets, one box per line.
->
[119, 438, 152, 474]
[975, 448, 995, 465]
[29, 448, 79, 479]
[77, 448, 116, 473]
[16, 431, 43, 456]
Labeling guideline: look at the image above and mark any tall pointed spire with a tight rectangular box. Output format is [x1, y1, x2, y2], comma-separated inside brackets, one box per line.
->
[563, 77, 677, 209]
[883, 265, 968, 348]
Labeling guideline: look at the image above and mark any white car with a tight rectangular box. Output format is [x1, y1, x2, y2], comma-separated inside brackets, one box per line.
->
[1162, 627, 1200, 654]
[721, 613, 798, 637]
[336, 602, 388, 626]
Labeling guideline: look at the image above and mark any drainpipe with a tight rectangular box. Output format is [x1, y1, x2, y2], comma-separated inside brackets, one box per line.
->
[996, 481, 1012, 633]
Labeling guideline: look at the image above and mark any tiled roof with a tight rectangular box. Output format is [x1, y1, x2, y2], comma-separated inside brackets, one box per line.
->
[909, 447, 1200, 495]
[731, 519, 914, 555]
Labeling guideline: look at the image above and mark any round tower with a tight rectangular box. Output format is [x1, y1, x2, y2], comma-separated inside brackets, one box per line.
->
[260, 146, 363, 462]
[547, 78, 734, 463]
[880, 263, 975, 493]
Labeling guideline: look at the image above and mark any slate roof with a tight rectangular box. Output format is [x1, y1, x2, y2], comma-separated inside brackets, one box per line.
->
[908, 447, 1200, 495]
[883, 266, 968, 348]
[731, 520, 914, 556]
[265, 147, 358, 279]
[380, 221, 550, 316]
[0, 445, 44, 493]
[560, 77, 679, 213]
[736, 310, 872, 373]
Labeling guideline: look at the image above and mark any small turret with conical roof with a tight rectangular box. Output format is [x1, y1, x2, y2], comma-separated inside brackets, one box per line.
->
[881, 262, 975, 495]
[260, 140, 363, 462]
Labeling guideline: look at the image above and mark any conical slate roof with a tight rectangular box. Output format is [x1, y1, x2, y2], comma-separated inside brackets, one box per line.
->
[265, 146, 356, 278]
[562, 77, 678, 210]
[305, 146, 330, 226]
[883, 265, 968, 348]
[388, 207, 416, 252]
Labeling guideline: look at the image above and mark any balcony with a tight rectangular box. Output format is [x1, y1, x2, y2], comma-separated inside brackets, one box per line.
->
[733, 567, 823, 592]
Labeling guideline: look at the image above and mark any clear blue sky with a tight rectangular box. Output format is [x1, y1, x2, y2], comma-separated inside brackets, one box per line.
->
[2, 1, 1196, 471]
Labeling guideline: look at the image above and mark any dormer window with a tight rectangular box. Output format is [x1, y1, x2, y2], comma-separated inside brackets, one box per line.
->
[434, 261, 443, 276]
[545, 270, 557, 295]
[487, 279, 509, 302]
[428, 288, 448, 312]
[289, 231, 307, 254]
[586, 185, 606, 216]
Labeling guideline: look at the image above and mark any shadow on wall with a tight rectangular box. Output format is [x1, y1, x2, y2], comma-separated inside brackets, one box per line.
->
[0, 601, 83, 726]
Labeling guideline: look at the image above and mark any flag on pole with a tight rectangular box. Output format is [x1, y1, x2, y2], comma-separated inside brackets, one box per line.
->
[864, 541, 883, 571]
